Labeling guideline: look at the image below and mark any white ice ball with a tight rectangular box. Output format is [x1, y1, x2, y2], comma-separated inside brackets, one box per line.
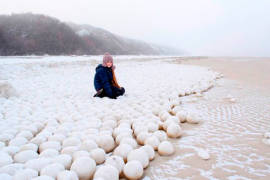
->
[176, 111, 187, 123]
[20, 143, 38, 152]
[127, 149, 149, 168]
[0, 163, 24, 176]
[105, 155, 125, 174]
[72, 150, 90, 161]
[13, 168, 38, 180]
[153, 130, 167, 142]
[93, 165, 119, 180]
[158, 141, 175, 156]
[144, 136, 160, 150]
[39, 141, 61, 153]
[120, 138, 138, 149]
[113, 144, 133, 162]
[57, 170, 79, 180]
[39, 148, 59, 158]
[166, 124, 183, 138]
[123, 160, 143, 180]
[0, 152, 13, 167]
[96, 135, 115, 153]
[48, 134, 66, 142]
[80, 140, 98, 152]
[40, 163, 65, 178]
[147, 122, 159, 133]
[9, 137, 28, 147]
[14, 150, 39, 163]
[52, 154, 72, 169]
[90, 148, 105, 165]
[61, 146, 80, 156]
[140, 145, 155, 161]
[136, 132, 151, 145]
[70, 157, 96, 180]
[25, 158, 52, 172]
[16, 131, 33, 140]
[186, 113, 200, 124]
[63, 137, 81, 148]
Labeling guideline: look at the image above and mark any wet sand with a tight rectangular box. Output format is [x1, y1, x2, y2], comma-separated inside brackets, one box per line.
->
[145, 57, 270, 180]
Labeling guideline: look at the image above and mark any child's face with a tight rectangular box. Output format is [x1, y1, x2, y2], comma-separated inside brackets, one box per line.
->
[106, 61, 113, 68]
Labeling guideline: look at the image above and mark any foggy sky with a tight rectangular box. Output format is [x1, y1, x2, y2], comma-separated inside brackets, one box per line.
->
[1, 0, 270, 56]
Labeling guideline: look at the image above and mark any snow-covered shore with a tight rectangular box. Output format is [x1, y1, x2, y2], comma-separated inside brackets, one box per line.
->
[0, 56, 219, 179]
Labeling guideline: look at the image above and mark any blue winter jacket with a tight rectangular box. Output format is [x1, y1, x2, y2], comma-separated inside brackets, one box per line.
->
[94, 64, 114, 98]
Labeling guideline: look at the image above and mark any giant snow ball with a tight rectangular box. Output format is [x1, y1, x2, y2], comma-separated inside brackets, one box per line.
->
[93, 165, 119, 180]
[70, 157, 96, 180]
[57, 170, 79, 180]
[40, 163, 65, 178]
[144, 136, 160, 150]
[113, 143, 133, 162]
[127, 148, 149, 169]
[90, 148, 106, 165]
[105, 155, 125, 174]
[123, 160, 143, 180]
[166, 123, 183, 138]
[14, 150, 39, 163]
[158, 141, 175, 156]
[96, 135, 115, 153]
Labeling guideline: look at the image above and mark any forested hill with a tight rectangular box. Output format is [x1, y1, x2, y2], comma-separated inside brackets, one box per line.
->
[0, 13, 183, 56]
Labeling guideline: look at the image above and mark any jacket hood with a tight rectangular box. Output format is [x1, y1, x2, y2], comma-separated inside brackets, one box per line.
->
[95, 64, 104, 72]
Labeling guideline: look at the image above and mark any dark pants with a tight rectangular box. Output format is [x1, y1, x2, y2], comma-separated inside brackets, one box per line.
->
[97, 87, 125, 99]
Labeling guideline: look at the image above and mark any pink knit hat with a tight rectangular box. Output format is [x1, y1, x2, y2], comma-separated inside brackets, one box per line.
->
[102, 52, 113, 66]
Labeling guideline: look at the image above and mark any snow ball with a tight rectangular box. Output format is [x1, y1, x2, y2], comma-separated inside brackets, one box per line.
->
[134, 126, 148, 137]
[136, 132, 151, 145]
[0, 163, 24, 176]
[90, 148, 105, 165]
[166, 123, 183, 138]
[25, 158, 52, 172]
[63, 137, 81, 148]
[176, 111, 187, 123]
[30, 136, 47, 145]
[70, 157, 96, 180]
[9, 137, 28, 147]
[0, 134, 13, 143]
[14, 150, 38, 163]
[147, 122, 159, 133]
[120, 137, 138, 149]
[153, 130, 167, 142]
[80, 140, 98, 151]
[159, 111, 170, 122]
[0, 152, 13, 167]
[52, 154, 72, 169]
[39, 148, 59, 158]
[115, 132, 133, 145]
[186, 113, 200, 124]
[105, 155, 125, 174]
[144, 136, 160, 150]
[127, 149, 149, 168]
[113, 144, 133, 162]
[140, 145, 155, 161]
[102, 120, 117, 129]
[39, 141, 61, 152]
[197, 149, 210, 160]
[40, 163, 65, 178]
[20, 143, 38, 152]
[31, 175, 54, 180]
[57, 170, 79, 180]
[96, 135, 115, 153]
[158, 141, 175, 156]
[48, 134, 66, 142]
[61, 146, 80, 156]
[123, 160, 143, 180]
[113, 127, 132, 138]
[73, 150, 90, 161]
[0, 173, 12, 180]
[16, 131, 33, 140]
[93, 165, 119, 180]
[13, 168, 38, 180]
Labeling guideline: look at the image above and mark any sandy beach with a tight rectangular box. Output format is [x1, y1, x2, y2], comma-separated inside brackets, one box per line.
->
[146, 57, 270, 179]
[0, 56, 269, 180]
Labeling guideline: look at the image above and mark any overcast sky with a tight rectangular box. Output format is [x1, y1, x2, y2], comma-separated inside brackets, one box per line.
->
[1, 0, 270, 56]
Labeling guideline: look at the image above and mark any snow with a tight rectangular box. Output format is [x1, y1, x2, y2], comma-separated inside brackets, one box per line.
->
[0, 56, 218, 178]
